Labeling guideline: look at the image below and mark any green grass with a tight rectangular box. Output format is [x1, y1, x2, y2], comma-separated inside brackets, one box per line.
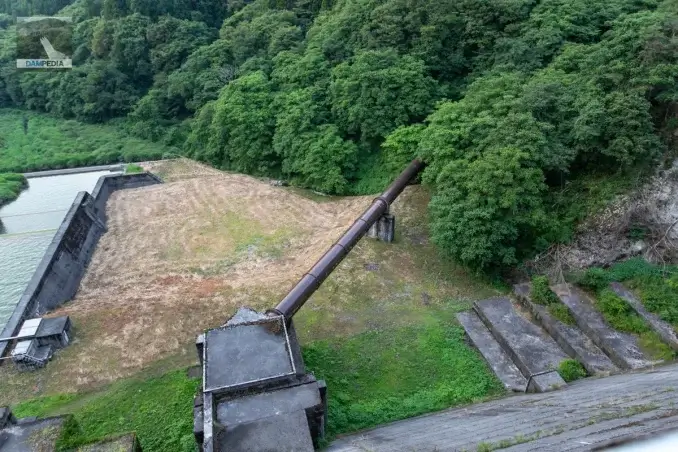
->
[626, 274, 678, 327]
[11, 323, 503, 450]
[570, 259, 678, 361]
[594, 289, 675, 361]
[0, 172, 27, 206]
[548, 303, 576, 326]
[13, 370, 200, 452]
[558, 359, 587, 382]
[0, 109, 178, 173]
[530, 275, 576, 324]
[303, 322, 504, 439]
[530, 276, 559, 305]
[125, 163, 145, 174]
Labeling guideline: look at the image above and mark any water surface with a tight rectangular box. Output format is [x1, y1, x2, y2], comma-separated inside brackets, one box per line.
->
[0, 170, 117, 331]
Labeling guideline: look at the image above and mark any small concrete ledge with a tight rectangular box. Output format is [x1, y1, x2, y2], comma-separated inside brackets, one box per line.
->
[78, 434, 142, 452]
[527, 370, 566, 393]
[609, 282, 678, 351]
[217, 409, 314, 452]
[473, 297, 568, 392]
[0, 408, 16, 429]
[0, 415, 69, 451]
[514, 284, 618, 376]
[457, 311, 527, 392]
[552, 284, 654, 370]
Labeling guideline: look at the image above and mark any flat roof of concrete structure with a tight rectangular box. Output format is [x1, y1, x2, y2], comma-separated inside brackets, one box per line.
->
[36, 316, 70, 337]
[217, 409, 314, 452]
[216, 382, 321, 427]
[204, 316, 296, 393]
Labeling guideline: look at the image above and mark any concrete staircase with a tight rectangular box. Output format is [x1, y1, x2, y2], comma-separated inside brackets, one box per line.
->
[457, 282, 676, 393]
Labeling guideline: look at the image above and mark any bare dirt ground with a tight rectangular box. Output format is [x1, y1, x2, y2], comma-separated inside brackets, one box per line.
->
[0, 159, 499, 403]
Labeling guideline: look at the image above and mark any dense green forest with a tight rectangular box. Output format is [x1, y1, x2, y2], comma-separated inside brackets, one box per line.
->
[0, 0, 676, 270]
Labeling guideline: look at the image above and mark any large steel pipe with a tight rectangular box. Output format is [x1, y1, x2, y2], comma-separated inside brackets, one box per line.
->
[270, 159, 425, 320]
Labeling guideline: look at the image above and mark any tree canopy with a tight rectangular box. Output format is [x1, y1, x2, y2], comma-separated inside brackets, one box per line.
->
[0, 0, 676, 270]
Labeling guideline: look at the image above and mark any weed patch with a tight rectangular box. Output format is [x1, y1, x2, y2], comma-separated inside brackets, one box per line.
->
[558, 359, 587, 382]
[530, 276, 559, 305]
[0, 172, 27, 207]
[626, 274, 678, 327]
[303, 323, 503, 439]
[594, 289, 674, 360]
[125, 163, 144, 174]
[548, 303, 576, 326]
[13, 370, 200, 452]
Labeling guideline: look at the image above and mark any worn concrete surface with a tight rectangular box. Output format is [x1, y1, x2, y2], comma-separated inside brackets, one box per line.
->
[204, 319, 295, 392]
[457, 311, 527, 392]
[514, 284, 618, 376]
[0, 416, 65, 451]
[553, 284, 653, 370]
[474, 298, 568, 389]
[216, 383, 321, 426]
[610, 282, 678, 351]
[328, 363, 678, 452]
[217, 409, 314, 452]
[23, 164, 124, 179]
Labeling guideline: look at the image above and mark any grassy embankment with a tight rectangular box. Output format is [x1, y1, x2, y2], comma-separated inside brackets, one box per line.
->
[574, 259, 678, 361]
[0, 109, 177, 173]
[13, 324, 503, 451]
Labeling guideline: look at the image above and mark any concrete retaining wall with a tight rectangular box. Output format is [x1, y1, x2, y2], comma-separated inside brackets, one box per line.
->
[0, 173, 161, 357]
[91, 173, 162, 225]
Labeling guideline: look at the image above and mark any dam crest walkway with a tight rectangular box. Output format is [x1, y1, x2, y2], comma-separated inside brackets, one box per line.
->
[328, 363, 678, 452]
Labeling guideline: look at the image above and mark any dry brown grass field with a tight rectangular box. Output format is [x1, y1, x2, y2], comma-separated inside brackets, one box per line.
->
[0, 159, 500, 404]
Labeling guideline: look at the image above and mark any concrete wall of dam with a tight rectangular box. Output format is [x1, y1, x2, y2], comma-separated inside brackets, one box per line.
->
[0, 172, 162, 358]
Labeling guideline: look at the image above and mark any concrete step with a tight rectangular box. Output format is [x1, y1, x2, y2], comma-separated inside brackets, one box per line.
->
[552, 284, 655, 370]
[514, 284, 618, 376]
[609, 282, 678, 351]
[473, 297, 568, 392]
[457, 311, 528, 392]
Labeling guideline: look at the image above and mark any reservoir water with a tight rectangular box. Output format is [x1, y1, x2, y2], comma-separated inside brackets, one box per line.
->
[0, 170, 118, 331]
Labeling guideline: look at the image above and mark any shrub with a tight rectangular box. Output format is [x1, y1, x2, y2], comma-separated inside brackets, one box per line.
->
[596, 289, 648, 334]
[576, 268, 611, 292]
[530, 276, 559, 305]
[125, 163, 144, 174]
[558, 359, 587, 382]
[628, 275, 678, 325]
[549, 303, 576, 326]
[0, 173, 28, 206]
[607, 258, 661, 281]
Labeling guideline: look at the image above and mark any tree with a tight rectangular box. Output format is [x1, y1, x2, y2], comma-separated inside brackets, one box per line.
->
[330, 49, 437, 145]
[147, 17, 215, 75]
[191, 71, 278, 174]
[273, 87, 357, 192]
[428, 148, 549, 270]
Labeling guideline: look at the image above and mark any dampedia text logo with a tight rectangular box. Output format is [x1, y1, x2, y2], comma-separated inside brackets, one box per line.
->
[16, 16, 73, 70]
